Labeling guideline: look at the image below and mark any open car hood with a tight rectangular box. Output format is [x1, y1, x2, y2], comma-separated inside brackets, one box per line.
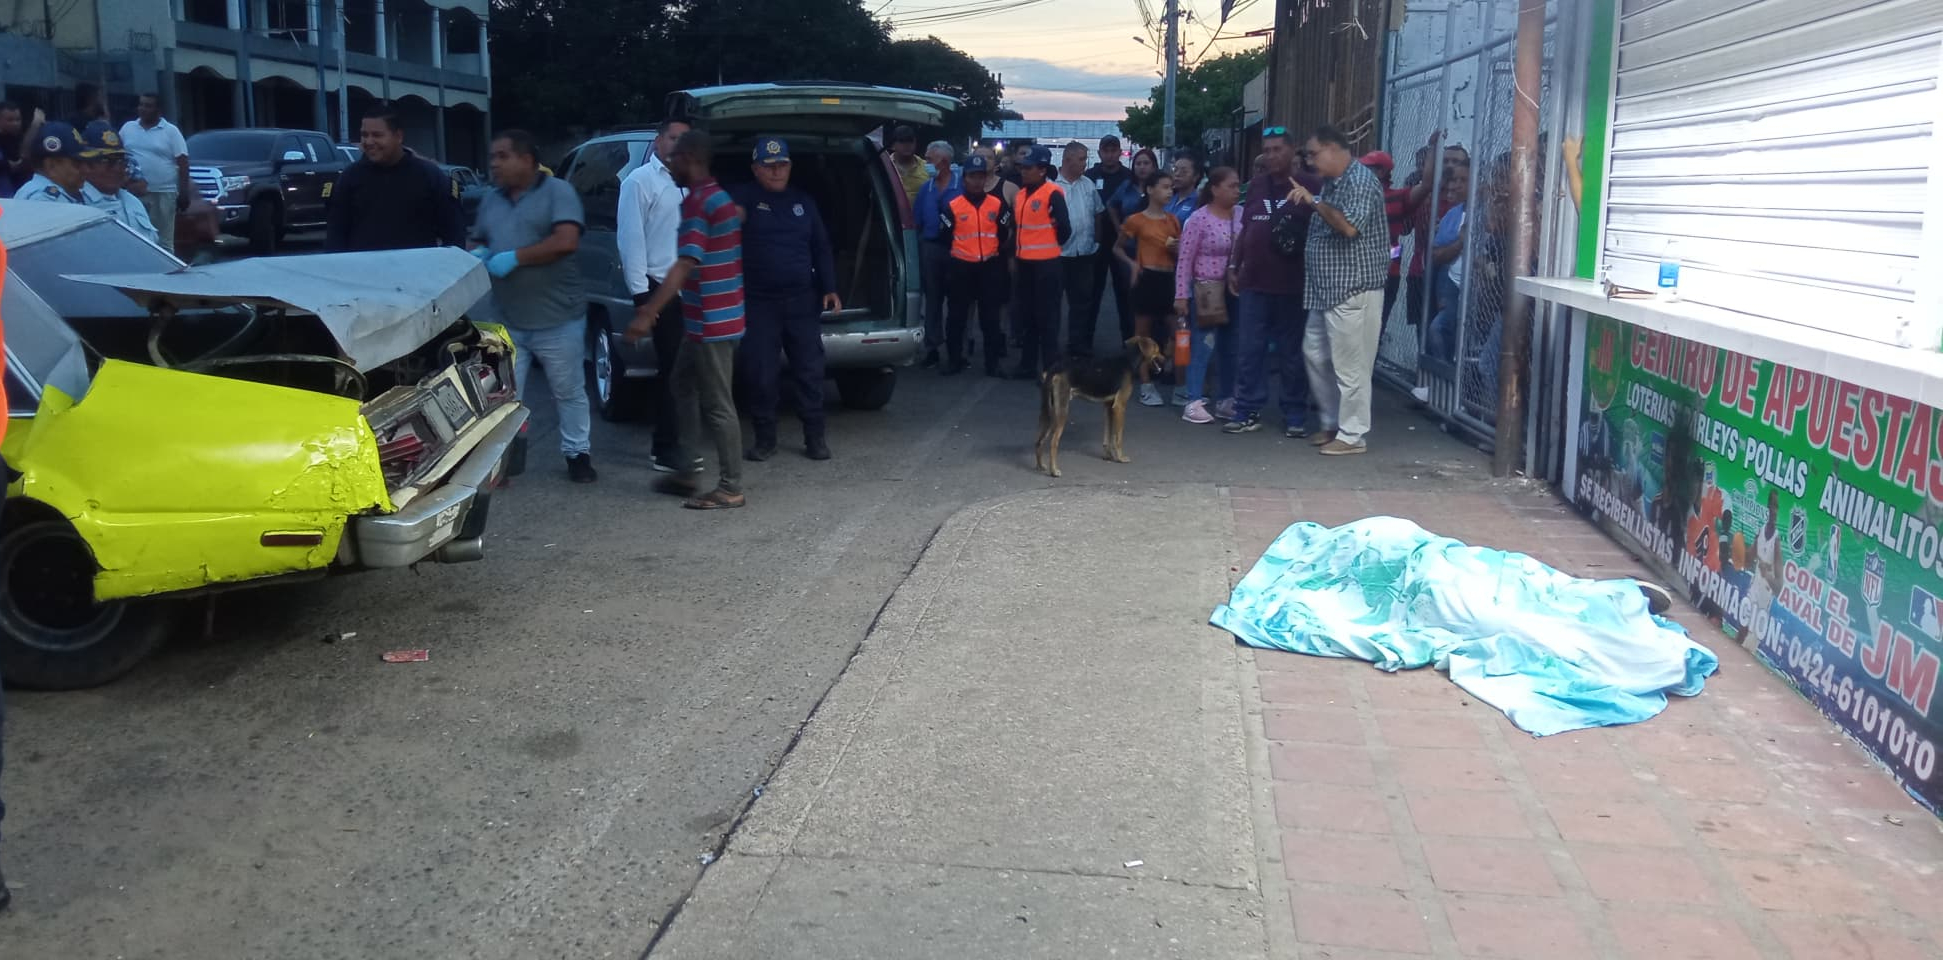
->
[667, 83, 959, 136]
[65, 248, 490, 372]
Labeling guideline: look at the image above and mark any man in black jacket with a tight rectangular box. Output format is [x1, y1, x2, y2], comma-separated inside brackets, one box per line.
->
[326, 109, 465, 252]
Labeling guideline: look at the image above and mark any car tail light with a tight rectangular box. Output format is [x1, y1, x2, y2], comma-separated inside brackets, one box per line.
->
[364, 386, 460, 490]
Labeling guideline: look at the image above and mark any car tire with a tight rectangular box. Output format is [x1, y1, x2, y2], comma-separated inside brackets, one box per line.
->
[0, 519, 171, 690]
[585, 316, 650, 422]
[248, 197, 281, 254]
[834, 369, 897, 411]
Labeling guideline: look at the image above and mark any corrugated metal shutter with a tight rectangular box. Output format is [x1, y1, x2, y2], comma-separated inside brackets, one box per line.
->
[1604, 0, 1941, 347]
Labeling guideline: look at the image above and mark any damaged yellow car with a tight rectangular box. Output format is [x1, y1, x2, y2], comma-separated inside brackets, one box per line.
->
[1, 202, 528, 689]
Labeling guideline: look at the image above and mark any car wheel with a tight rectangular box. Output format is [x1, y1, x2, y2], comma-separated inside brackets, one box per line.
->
[835, 369, 897, 411]
[248, 198, 280, 254]
[585, 317, 649, 422]
[0, 520, 170, 690]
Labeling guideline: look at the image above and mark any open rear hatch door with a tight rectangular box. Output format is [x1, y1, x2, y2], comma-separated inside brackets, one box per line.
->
[667, 82, 959, 137]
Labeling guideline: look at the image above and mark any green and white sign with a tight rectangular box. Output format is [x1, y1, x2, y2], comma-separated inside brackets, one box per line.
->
[1576, 314, 1943, 811]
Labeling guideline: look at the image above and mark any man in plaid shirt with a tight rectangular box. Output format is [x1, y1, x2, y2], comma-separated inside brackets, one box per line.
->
[1291, 125, 1389, 456]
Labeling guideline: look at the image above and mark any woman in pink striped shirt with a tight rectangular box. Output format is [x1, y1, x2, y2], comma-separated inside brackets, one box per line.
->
[1172, 166, 1244, 424]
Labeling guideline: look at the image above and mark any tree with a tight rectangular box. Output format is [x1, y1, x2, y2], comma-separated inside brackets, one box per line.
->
[489, 0, 1010, 143]
[1121, 48, 1267, 152]
[878, 37, 1005, 143]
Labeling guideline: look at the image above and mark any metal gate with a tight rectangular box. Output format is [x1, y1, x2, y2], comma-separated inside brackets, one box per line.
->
[1373, 0, 1566, 452]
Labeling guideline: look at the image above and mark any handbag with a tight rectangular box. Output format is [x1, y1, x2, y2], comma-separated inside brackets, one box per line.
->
[1194, 279, 1229, 327]
[1192, 212, 1240, 327]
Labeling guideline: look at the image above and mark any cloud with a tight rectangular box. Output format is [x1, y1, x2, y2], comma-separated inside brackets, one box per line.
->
[1007, 88, 1141, 121]
[980, 57, 1158, 115]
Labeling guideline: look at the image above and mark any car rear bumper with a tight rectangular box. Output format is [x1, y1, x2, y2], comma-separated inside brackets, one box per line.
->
[345, 405, 529, 567]
[824, 325, 924, 369]
[602, 324, 923, 377]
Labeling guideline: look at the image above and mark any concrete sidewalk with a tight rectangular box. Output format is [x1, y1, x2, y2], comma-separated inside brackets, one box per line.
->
[653, 483, 1943, 959]
[1235, 487, 1943, 960]
[653, 486, 1267, 958]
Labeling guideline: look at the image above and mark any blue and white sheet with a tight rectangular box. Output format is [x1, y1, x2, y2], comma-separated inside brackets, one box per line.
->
[1211, 517, 1718, 736]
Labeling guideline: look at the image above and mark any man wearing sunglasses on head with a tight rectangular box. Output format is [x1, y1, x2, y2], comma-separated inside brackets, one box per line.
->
[1223, 125, 1324, 437]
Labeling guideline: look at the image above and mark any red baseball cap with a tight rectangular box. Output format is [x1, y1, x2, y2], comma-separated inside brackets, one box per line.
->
[1359, 150, 1394, 171]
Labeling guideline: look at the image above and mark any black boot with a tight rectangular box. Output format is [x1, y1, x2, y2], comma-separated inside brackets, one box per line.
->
[804, 435, 831, 461]
[566, 453, 597, 483]
[744, 433, 778, 462]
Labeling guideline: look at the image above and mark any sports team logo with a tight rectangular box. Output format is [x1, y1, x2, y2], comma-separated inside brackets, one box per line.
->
[103, 130, 121, 147]
[1863, 549, 1885, 608]
[1789, 506, 1807, 554]
[1911, 586, 1941, 641]
[765, 140, 783, 157]
[42, 135, 60, 153]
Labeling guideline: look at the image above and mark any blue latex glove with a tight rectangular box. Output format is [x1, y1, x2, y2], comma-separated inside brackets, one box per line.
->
[486, 250, 520, 278]
[469, 246, 491, 262]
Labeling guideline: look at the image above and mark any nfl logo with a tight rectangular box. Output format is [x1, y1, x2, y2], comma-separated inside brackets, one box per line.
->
[1863, 550, 1886, 608]
[1789, 506, 1808, 554]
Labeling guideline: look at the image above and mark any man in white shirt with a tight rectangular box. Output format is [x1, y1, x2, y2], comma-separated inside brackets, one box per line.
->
[1054, 140, 1104, 357]
[617, 118, 698, 475]
[117, 95, 190, 254]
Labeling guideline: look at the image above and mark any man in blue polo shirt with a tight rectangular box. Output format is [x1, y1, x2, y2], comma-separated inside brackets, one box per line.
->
[469, 128, 594, 483]
[912, 140, 961, 368]
[731, 136, 841, 462]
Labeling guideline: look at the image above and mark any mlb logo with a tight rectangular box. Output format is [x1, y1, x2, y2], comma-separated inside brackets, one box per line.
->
[1911, 587, 1942, 641]
[1862, 550, 1885, 608]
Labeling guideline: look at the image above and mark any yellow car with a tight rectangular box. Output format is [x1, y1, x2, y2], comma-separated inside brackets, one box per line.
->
[1, 202, 528, 689]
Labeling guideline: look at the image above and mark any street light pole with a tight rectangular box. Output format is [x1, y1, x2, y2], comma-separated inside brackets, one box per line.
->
[1161, 0, 1178, 156]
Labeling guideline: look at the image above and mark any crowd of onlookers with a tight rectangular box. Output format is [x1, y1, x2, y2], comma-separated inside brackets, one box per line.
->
[901, 123, 1446, 456]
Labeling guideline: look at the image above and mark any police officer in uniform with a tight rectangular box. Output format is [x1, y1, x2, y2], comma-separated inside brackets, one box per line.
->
[1011, 144, 1072, 378]
[730, 136, 841, 462]
[940, 154, 1011, 376]
[79, 122, 159, 244]
[14, 121, 90, 204]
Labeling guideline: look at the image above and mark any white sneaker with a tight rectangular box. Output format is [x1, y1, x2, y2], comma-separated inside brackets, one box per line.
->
[1139, 383, 1165, 407]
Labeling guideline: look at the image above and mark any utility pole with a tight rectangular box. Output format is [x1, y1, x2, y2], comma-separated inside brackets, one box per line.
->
[1161, 0, 1178, 157]
[1493, 0, 1546, 476]
[335, 5, 349, 139]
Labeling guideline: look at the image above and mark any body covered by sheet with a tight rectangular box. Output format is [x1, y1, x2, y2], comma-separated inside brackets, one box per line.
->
[1211, 517, 1718, 736]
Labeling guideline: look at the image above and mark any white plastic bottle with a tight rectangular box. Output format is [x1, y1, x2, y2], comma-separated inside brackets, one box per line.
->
[1657, 240, 1682, 302]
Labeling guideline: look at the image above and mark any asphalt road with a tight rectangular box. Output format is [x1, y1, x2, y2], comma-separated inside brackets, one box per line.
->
[2, 341, 1493, 958]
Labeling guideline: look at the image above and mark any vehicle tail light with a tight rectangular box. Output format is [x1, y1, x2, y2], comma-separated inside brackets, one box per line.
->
[363, 387, 458, 490]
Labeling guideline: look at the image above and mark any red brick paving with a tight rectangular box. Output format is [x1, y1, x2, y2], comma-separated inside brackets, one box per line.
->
[1233, 489, 1943, 959]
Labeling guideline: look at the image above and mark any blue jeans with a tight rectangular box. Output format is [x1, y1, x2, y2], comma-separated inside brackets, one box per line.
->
[1183, 292, 1238, 402]
[1426, 272, 1463, 363]
[1234, 290, 1309, 426]
[510, 320, 593, 457]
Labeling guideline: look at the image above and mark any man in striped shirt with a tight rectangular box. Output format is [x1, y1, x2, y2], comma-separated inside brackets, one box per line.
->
[627, 129, 748, 509]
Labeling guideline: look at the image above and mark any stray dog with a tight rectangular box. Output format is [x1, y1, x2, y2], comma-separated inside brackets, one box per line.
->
[1035, 336, 1165, 477]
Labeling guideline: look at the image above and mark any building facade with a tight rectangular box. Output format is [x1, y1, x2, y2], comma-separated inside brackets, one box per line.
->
[54, 0, 494, 166]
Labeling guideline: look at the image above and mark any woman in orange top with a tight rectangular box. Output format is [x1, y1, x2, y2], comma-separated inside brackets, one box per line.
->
[1114, 170, 1181, 406]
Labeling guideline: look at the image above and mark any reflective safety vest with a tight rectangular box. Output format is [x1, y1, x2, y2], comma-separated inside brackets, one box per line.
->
[949, 192, 1004, 263]
[1013, 181, 1065, 261]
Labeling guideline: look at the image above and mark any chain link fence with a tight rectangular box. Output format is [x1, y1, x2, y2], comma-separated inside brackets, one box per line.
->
[1376, 0, 1558, 447]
